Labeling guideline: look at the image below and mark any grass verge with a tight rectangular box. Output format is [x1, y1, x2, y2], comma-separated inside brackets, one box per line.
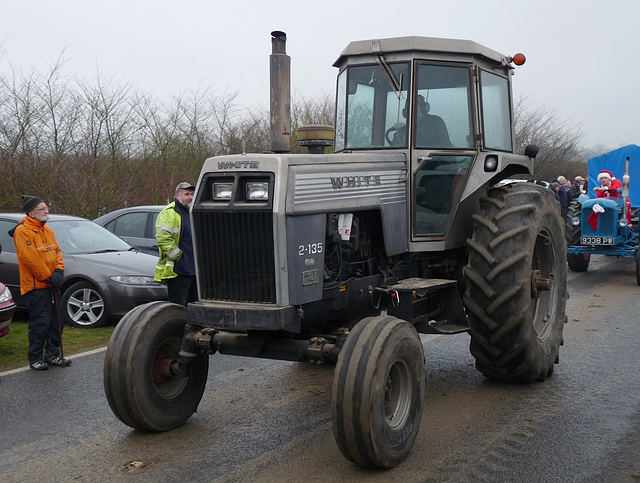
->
[0, 312, 115, 372]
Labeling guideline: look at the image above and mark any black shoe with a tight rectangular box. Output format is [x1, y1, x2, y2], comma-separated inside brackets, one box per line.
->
[30, 361, 49, 371]
[45, 355, 72, 367]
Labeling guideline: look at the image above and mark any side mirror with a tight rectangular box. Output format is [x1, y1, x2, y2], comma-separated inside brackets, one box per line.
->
[524, 144, 539, 159]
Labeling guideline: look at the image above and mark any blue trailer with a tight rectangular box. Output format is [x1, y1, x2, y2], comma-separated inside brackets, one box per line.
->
[566, 144, 639, 283]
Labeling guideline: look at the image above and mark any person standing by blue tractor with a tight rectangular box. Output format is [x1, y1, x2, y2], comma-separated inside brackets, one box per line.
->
[554, 175, 569, 218]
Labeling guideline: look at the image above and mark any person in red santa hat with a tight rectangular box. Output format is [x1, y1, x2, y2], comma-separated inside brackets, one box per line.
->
[593, 170, 622, 199]
[591, 170, 632, 225]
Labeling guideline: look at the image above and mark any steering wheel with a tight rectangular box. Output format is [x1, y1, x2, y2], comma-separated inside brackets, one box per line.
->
[385, 122, 406, 146]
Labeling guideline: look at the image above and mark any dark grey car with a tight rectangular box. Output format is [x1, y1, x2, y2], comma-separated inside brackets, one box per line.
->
[93, 205, 165, 254]
[0, 214, 167, 328]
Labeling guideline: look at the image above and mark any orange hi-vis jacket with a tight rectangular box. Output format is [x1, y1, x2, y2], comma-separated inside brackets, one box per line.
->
[12, 216, 64, 296]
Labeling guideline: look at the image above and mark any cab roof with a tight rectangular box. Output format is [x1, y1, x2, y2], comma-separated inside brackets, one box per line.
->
[333, 35, 509, 68]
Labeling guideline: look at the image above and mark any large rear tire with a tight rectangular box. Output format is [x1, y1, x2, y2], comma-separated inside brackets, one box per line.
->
[463, 183, 567, 383]
[565, 199, 590, 271]
[103, 301, 209, 431]
[332, 315, 425, 468]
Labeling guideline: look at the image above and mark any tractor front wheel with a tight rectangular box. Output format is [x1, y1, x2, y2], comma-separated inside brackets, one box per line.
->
[566, 199, 590, 271]
[103, 301, 209, 431]
[332, 315, 425, 468]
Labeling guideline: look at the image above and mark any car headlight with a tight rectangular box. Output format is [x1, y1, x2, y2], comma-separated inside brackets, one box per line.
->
[619, 218, 629, 227]
[246, 181, 269, 201]
[213, 182, 233, 200]
[0, 286, 13, 303]
[571, 216, 581, 226]
[110, 275, 162, 286]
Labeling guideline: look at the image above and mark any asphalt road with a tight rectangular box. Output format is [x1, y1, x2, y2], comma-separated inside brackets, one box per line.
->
[1, 255, 640, 482]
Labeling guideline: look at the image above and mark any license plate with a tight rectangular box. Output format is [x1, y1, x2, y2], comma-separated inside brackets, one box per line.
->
[581, 236, 614, 245]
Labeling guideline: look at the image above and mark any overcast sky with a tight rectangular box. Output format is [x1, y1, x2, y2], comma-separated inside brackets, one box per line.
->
[1, 0, 638, 151]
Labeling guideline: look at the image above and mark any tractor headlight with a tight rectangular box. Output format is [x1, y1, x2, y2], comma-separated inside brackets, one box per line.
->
[246, 181, 269, 201]
[619, 218, 629, 227]
[212, 182, 234, 200]
[571, 216, 581, 226]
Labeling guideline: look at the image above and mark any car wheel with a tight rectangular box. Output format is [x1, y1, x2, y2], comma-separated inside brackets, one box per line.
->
[61, 281, 108, 328]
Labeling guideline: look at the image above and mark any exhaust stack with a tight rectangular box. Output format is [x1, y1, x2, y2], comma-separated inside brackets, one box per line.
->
[270, 31, 291, 153]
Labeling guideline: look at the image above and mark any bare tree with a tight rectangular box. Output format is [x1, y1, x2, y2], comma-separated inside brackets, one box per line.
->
[513, 96, 584, 181]
[36, 52, 83, 159]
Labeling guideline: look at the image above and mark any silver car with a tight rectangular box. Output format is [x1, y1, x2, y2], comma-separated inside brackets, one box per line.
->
[94, 205, 165, 254]
[0, 214, 167, 329]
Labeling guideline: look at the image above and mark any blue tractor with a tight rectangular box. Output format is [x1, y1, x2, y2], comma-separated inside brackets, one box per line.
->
[566, 144, 640, 283]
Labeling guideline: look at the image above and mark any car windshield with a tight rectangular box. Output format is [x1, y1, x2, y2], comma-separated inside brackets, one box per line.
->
[50, 219, 132, 255]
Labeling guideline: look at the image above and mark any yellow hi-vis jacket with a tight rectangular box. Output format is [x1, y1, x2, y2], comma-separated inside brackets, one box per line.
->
[154, 202, 182, 283]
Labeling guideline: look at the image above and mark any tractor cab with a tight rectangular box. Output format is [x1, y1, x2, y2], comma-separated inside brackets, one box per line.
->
[332, 37, 531, 241]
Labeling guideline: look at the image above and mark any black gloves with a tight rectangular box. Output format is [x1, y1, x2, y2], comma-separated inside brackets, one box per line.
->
[50, 268, 64, 289]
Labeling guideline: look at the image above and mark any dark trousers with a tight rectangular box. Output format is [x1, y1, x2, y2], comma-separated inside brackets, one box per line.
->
[24, 288, 61, 364]
[167, 274, 198, 307]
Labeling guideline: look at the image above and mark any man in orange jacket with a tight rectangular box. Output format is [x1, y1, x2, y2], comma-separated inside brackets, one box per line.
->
[11, 195, 70, 370]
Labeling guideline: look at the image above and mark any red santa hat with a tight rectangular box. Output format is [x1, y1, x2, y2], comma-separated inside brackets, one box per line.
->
[597, 170, 614, 182]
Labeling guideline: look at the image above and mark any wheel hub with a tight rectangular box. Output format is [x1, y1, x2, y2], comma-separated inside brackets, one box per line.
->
[531, 269, 552, 298]
[152, 348, 175, 384]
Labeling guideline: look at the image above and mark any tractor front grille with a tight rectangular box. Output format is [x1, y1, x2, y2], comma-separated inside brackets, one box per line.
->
[193, 211, 276, 303]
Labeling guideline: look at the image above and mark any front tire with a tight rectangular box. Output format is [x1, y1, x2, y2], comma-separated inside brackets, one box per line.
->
[463, 183, 567, 383]
[565, 199, 590, 271]
[332, 315, 425, 468]
[103, 301, 209, 431]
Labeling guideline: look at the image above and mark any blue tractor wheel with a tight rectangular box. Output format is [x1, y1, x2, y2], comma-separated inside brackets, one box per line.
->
[565, 200, 590, 271]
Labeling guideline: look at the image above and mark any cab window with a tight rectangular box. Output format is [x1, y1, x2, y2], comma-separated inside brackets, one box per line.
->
[414, 64, 473, 149]
[338, 62, 410, 149]
[414, 155, 473, 235]
[480, 70, 512, 151]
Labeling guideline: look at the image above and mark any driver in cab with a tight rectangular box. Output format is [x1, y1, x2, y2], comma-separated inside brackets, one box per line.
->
[392, 95, 451, 148]
[414, 95, 451, 147]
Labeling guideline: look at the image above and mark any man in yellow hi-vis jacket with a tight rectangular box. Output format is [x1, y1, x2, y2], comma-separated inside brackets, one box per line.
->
[155, 182, 198, 306]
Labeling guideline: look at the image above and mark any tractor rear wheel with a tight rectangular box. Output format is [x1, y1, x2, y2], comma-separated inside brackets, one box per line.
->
[566, 199, 590, 271]
[332, 315, 425, 468]
[103, 301, 209, 431]
[463, 183, 567, 383]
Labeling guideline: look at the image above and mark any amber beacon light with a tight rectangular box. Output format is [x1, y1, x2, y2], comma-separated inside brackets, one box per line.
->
[511, 52, 526, 65]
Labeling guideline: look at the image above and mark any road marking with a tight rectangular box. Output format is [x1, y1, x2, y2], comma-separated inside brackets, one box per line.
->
[0, 346, 107, 377]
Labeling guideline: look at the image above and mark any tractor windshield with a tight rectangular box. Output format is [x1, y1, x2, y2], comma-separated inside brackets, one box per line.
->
[335, 62, 476, 151]
[335, 62, 409, 151]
